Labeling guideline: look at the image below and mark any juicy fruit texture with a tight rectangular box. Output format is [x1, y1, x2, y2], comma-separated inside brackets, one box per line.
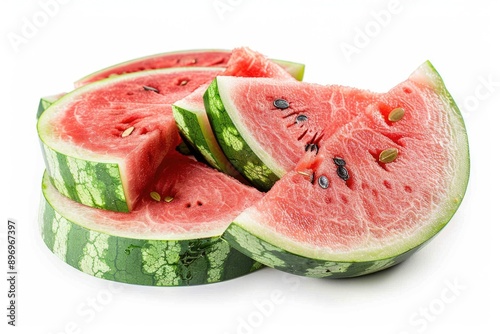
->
[75, 49, 305, 87]
[222, 61, 469, 277]
[38, 67, 221, 212]
[39, 154, 263, 286]
[204, 77, 378, 190]
[173, 47, 297, 177]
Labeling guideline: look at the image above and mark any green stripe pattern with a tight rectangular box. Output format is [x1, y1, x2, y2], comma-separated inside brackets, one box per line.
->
[204, 79, 280, 191]
[41, 142, 128, 212]
[39, 182, 263, 286]
[223, 223, 423, 278]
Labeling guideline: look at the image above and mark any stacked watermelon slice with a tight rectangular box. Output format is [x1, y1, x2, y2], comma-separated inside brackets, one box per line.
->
[37, 47, 469, 286]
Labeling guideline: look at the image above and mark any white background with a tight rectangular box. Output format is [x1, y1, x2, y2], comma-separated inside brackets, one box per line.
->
[1, 0, 499, 333]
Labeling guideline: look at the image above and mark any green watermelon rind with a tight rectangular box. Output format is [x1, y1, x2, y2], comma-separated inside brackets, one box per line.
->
[204, 79, 281, 191]
[222, 61, 470, 278]
[38, 67, 222, 212]
[39, 172, 263, 286]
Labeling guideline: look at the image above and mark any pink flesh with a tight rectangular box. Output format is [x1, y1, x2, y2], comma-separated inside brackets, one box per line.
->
[227, 79, 379, 171]
[76, 50, 231, 87]
[224, 47, 292, 79]
[81, 153, 263, 237]
[238, 77, 455, 251]
[55, 69, 220, 157]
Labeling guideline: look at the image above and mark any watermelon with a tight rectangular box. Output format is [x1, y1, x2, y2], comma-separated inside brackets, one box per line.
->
[37, 67, 222, 212]
[173, 47, 296, 178]
[39, 153, 264, 286]
[75, 49, 305, 87]
[216, 61, 469, 277]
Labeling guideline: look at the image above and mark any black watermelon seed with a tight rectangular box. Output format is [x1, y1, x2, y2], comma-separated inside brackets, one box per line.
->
[318, 175, 329, 189]
[296, 115, 308, 123]
[305, 143, 318, 155]
[333, 157, 346, 166]
[273, 99, 289, 110]
[143, 85, 159, 93]
[337, 166, 349, 181]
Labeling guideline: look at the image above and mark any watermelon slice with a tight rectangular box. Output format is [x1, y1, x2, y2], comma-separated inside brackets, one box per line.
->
[38, 67, 222, 212]
[172, 47, 296, 178]
[75, 49, 305, 87]
[39, 153, 264, 286]
[218, 61, 469, 277]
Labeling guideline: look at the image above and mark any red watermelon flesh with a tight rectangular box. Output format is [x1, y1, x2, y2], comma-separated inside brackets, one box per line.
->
[48, 153, 263, 240]
[75, 50, 231, 87]
[223, 61, 469, 274]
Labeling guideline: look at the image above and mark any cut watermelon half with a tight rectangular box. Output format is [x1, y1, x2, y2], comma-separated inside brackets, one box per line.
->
[75, 49, 305, 87]
[220, 61, 469, 277]
[39, 153, 263, 286]
[173, 47, 298, 178]
[38, 67, 222, 212]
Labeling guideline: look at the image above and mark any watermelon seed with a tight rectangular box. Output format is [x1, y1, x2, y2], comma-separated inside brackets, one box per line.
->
[273, 99, 289, 110]
[337, 166, 349, 181]
[305, 143, 319, 155]
[164, 196, 174, 203]
[180, 80, 188, 86]
[318, 175, 329, 189]
[150, 191, 161, 202]
[297, 170, 314, 183]
[121, 126, 135, 137]
[295, 115, 308, 123]
[143, 85, 159, 93]
[388, 108, 405, 122]
[379, 148, 399, 163]
[333, 157, 346, 166]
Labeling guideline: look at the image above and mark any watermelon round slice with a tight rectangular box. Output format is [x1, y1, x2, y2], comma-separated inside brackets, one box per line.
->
[75, 49, 305, 87]
[173, 47, 297, 178]
[38, 67, 222, 212]
[220, 61, 469, 277]
[39, 153, 263, 286]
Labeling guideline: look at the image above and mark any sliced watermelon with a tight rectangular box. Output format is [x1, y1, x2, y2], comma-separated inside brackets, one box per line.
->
[38, 67, 222, 212]
[39, 153, 263, 286]
[75, 49, 305, 87]
[221, 61, 469, 277]
[37, 93, 65, 119]
[173, 47, 296, 178]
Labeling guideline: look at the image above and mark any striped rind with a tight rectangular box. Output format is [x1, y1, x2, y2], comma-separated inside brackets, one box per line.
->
[39, 174, 263, 286]
[223, 223, 422, 278]
[204, 79, 280, 191]
[41, 142, 128, 212]
[172, 103, 241, 178]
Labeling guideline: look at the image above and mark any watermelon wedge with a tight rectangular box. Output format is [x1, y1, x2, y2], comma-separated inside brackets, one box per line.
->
[75, 49, 305, 87]
[173, 47, 297, 178]
[218, 61, 469, 277]
[38, 67, 222, 212]
[39, 153, 263, 286]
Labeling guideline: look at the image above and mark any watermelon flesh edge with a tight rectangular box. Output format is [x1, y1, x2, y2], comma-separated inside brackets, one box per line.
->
[39, 153, 264, 286]
[37, 93, 66, 119]
[75, 48, 305, 87]
[174, 47, 299, 180]
[221, 61, 469, 277]
[37, 67, 222, 212]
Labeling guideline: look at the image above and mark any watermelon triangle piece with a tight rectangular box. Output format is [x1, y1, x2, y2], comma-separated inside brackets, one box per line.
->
[220, 61, 469, 277]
